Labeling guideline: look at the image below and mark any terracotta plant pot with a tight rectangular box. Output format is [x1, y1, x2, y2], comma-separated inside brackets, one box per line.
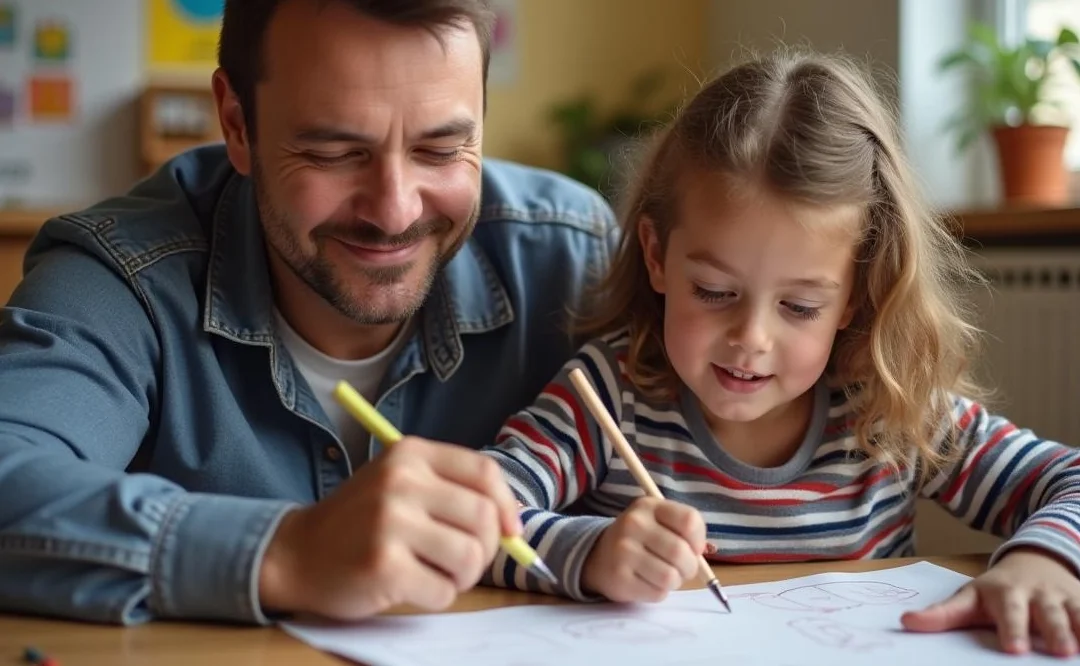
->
[991, 124, 1070, 207]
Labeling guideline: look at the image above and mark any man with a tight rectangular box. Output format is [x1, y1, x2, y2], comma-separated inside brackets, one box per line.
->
[0, 0, 617, 625]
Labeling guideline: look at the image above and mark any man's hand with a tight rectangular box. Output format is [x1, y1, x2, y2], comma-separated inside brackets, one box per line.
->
[257, 437, 522, 619]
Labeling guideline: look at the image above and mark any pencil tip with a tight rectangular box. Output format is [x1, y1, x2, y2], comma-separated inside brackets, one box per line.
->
[707, 580, 732, 613]
[533, 559, 559, 585]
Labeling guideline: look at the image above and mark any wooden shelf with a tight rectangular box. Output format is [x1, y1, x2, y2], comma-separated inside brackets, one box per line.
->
[949, 205, 1080, 239]
[0, 208, 62, 237]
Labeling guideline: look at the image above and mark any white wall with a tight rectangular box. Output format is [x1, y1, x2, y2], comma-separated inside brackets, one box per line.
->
[0, 0, 142, 208]
[708, 0, 994, 209]
[708, 0, 901, 100]
[899, 0, 997, 209]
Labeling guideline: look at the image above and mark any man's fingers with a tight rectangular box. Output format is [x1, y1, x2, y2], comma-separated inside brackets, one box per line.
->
[413, 476, 502, 566]
[399, 498, 494, 591]
[900, 585, 982, 632]
[400, 437, 523, 536]
[392, 548, 461, 612]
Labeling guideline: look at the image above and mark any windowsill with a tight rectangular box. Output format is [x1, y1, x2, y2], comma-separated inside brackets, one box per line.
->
[949, 204, 1080, 244]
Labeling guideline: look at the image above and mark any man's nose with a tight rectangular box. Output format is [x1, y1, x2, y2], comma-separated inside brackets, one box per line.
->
[354, 155, 423, 237]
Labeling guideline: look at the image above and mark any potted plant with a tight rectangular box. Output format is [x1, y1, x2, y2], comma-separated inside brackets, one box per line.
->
[548, 68, 677, 201]
[938, 22, 1080, 206]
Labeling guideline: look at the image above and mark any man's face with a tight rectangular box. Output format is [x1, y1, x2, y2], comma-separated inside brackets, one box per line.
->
[243, 0, 484, 325]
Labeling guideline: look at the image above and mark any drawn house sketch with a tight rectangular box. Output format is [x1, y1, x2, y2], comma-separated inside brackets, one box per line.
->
[734, 580, 918, 613]
[562, 617, 694, 643]
[787, 617, 893, 652]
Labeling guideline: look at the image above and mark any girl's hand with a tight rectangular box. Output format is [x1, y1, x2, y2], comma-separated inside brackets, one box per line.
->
[901, 547, 1080, 656]
[581, 497, 706, 603]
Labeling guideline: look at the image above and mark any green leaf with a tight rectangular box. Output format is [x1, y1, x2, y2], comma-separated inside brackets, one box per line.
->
[938, 50, 977, 71]
[1071, 56, 1080, 79]
[969, 22, 999, 50]
[1058, 27, 1079, 46]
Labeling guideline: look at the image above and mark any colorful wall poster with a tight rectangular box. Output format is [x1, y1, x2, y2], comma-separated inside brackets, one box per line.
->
[33, 18, 71, 62]
[145, 0, 223, 70]
[28, 75, 74, 122]
[0, 82, 14, 125]
[488, 0, 518, 85]
[0, 4, 14, 49]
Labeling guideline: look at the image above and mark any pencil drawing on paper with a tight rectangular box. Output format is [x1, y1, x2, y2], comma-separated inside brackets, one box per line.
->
[787, 617, 892, 652]
[669, 657, 800, 666]
[733, 580, 918, 612]
[561, 617, 695, 643]
[382, 630, 559, 663]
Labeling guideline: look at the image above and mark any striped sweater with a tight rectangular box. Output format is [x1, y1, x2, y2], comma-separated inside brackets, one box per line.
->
[481, 329, 1080, 600]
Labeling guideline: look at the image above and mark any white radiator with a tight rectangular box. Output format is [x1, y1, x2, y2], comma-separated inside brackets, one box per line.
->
[967, 248, 1080, 445]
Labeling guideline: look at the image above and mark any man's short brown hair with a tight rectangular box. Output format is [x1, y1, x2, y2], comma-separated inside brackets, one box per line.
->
[218, 0, 495, 135]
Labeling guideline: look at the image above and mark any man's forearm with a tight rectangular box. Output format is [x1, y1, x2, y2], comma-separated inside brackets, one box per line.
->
[0, 440, 296, 625]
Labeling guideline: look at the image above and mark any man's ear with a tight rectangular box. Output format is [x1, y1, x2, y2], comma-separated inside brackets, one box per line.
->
[638, 216, 666, 294]
[211, 68, 252, 176]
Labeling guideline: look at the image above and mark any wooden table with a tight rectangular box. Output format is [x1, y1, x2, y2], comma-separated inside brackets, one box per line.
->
[0, 555, 988, 666]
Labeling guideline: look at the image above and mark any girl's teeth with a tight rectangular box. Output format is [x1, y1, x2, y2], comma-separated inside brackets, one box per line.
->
[728, 369, 757, 380]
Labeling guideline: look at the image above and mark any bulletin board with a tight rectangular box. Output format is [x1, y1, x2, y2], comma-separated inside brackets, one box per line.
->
[0, 0, 142, 207]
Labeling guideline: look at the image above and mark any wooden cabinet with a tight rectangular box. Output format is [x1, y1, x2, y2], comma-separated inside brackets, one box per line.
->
[139, 77, 221, 176]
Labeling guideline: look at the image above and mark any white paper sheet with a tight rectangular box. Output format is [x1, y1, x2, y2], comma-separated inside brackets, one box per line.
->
[281, 561, 1063, 665]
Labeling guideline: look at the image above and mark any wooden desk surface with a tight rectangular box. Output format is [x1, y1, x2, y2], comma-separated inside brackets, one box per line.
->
[0, 554, 988, 666]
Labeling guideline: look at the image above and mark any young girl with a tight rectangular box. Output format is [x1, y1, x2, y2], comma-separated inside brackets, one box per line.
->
[480, 50, 1080, 657]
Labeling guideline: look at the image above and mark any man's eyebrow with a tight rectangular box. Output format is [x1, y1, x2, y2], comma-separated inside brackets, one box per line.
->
[292, 119, 477, 145]
[417, 118, 477, 141]
[294, 127, 377, 144]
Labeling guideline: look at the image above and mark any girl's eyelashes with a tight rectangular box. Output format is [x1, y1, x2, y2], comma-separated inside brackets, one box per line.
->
[691, 285, 733, 304]
[783, 302, 822, 321]
[691, 284, 824, 321]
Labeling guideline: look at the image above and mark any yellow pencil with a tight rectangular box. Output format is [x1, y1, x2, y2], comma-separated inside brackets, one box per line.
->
[331, 380, 558, 586]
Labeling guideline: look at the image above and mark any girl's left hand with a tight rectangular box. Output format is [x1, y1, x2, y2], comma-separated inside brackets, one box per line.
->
[901, 547, 1080, 657]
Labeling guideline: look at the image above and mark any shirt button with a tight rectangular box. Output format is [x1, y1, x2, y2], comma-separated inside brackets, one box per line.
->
[325, 446, 342, 462]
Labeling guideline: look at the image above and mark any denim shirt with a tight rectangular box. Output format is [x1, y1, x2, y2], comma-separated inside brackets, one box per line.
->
[0, 145, 618, 625]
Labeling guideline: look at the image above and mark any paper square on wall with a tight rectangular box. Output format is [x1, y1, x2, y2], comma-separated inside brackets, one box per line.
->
[0, 83, 14, 125]
[29, 76, 74, 122]
[488, 0, 517, 86]
[0, 5, 14, 48]
[34, 19, 71, 62]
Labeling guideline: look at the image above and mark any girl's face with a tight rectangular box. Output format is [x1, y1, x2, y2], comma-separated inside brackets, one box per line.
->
[640, 171, 858, 430]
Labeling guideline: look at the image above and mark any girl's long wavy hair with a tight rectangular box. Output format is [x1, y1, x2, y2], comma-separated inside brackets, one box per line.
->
[576, 49, 987, 471]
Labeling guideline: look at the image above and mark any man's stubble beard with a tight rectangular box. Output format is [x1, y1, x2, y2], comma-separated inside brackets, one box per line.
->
[252, 156, 478, 326]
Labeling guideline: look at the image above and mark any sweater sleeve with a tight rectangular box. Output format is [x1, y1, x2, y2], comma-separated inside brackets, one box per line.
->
[481, 337, 629, 599]
[919, 394, 1080, 575]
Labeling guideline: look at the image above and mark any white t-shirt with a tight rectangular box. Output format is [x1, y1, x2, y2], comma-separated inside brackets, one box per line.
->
[273, 309, 413, 467]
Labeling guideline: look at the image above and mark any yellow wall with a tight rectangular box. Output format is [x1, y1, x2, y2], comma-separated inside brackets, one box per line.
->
[483, 0, 709, 170]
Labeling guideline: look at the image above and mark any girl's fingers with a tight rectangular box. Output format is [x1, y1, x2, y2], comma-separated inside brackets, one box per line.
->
[1031, 594, 1078, 657]
[984, 588, 1032, 654]
[901, 584, 981, 632]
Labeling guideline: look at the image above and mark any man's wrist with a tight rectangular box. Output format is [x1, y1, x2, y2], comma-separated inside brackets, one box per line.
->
[256, 506, 306, 616]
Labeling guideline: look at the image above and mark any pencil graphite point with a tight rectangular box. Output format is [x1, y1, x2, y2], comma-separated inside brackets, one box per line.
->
[707, 578, 732, 613]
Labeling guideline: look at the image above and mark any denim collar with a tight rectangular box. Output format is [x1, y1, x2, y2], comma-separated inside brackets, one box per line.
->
[202, 174, 514, 382]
